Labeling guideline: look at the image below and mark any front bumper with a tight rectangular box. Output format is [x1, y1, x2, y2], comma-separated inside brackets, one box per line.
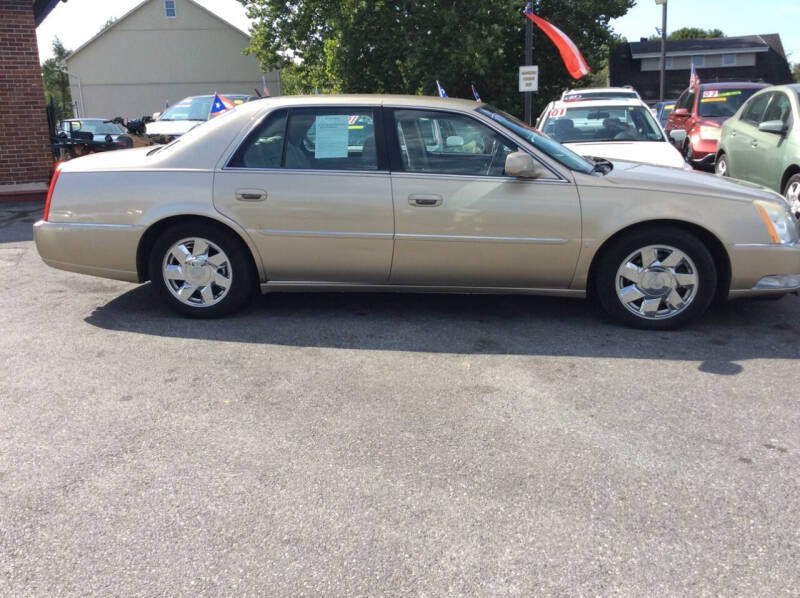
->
[728, 242, 800, 297]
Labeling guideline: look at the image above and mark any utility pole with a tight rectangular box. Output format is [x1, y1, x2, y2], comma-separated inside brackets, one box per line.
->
[657, 0, 667, 102]
[524, 0, 534, 125]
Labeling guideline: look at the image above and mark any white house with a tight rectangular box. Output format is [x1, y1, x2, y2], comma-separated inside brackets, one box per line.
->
[65, 0, 280, 118]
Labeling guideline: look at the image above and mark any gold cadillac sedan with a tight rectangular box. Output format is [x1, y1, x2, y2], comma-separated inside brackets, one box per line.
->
[35, 95, 800, 329]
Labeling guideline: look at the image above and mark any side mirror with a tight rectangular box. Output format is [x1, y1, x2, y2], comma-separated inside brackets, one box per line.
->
[152, 112, 162, 120]
[758, 120, 787, 135]
[505, 151, 549, 179]
[672, 108, 689, 118]
[669, 129, 687, 146]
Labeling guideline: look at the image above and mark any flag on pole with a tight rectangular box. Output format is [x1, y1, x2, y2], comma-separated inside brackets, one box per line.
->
[436, 80, 448, 98]
[471, 84, 482, 102]
[165, 100, 170, 111]
[210, 93, 235, 117]
[262, 75, 271, 97]
[523, 7, 590, 80]
[689, 62, 700, 88]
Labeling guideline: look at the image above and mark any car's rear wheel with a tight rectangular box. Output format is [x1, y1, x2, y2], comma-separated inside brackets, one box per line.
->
[596, 227, 717, 330]
[715, 153, 728, 177]
[783, 173, 800, 217]
[148, 222, 255, 317]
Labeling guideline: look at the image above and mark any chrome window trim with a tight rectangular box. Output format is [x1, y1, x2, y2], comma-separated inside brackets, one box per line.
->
[388, 171, 567, 184]
[222, 167, 391, 177]
[385, 104, 570, 182]
[44, 222, 143, 230]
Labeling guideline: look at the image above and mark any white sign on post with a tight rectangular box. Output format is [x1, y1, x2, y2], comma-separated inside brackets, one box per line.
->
[519, 65, 539, 92]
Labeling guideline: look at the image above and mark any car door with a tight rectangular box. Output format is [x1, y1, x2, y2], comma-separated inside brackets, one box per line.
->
[214, 105, 394, 282]
[748, 91, 792, 190]
[730, 92, 772, 182]
[386, 107, 581, 288]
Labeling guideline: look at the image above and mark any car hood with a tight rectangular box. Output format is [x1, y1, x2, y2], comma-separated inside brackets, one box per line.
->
[586, 160, 785, 205]
[145, 120, 203, 136]
[565, 140, 686, 169]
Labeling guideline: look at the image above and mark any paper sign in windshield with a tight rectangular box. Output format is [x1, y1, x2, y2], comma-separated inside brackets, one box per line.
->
[314, 115, 349, 159]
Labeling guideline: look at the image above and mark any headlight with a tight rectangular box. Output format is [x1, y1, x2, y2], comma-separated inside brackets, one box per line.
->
[755, 200, 798, 244]
[699, 125, 721, 141]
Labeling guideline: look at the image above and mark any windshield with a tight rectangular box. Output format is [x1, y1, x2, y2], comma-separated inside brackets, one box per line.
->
[697, 88, 760, 117]
[477, 105, 594, 174]
[68, 120, 125, 135]
[543, 105, 664, 143]
[159, 95, 250, 121]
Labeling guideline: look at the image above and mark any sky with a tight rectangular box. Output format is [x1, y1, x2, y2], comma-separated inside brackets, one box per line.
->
[37, 0, 799, 65]
[609, 0, 800, 63]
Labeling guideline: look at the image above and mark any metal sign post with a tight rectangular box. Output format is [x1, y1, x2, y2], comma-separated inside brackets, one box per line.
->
[656, 0, 667, 102]
[524, 0, 534, 125]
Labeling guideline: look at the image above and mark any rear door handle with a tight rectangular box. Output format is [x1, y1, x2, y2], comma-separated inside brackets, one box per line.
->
[235, 188, 267, 201]
[408, 194, 443, 207]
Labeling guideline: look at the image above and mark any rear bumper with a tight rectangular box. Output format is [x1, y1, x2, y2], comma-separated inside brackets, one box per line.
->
[34, 220, 142, 283]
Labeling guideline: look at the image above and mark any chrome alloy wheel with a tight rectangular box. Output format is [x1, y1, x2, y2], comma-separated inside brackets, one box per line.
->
[786, 181, 800, 216]
[161, 237, 232, 307]
[615, 245, 699, 320]
[715, 155, 727, 177]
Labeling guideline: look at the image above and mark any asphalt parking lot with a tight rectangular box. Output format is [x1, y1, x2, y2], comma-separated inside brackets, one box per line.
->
[1, 201, 799, 595]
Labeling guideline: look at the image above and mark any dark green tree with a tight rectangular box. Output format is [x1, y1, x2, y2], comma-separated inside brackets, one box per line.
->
[239, 0, 634, 116]
[649, 27, 725, 42]
[41, 37, 73, 121]
[792, 62, 800, 84]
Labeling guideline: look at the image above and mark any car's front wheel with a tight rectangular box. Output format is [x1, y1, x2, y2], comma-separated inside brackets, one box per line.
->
[148, 222, 255, 317]
[596, 227, 717, 329]
[715, 153, 728, 177]
[784, 173, 800, 217]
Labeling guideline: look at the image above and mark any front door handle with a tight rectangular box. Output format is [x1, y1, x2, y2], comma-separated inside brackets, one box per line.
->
[235, 188, 267, 201]
[408, 194, 443, 207]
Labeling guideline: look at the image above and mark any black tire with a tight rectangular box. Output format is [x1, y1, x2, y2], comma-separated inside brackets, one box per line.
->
[715, 152, 728, 177]
[683, 141, 694, 164]
[595, 226, 717, 330]
[148, 222, 256, 318]
[783, 173, 800, 217]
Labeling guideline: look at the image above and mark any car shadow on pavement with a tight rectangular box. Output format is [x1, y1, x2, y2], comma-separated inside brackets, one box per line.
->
[85, 283, 800, 375]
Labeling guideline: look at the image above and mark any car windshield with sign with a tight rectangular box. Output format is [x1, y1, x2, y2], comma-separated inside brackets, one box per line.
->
[542, 105, 664, 143]
[698, 88, 760, 118]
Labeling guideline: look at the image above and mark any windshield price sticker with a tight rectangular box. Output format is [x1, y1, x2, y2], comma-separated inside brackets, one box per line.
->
[702, 90, 718, 98]
[550, 107, 567, 118]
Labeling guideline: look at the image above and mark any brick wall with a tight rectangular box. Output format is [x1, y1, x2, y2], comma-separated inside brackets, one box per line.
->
[0, 1, 53, 186]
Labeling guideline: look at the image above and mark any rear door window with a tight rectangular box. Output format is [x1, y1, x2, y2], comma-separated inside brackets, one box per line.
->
[228, 107, 382, 171]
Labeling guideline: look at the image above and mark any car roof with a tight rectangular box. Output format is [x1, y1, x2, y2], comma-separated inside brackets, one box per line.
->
[698, 82, 769, 90]
[241, 94, 482, 110]
[562, 86, 637, 95]
[547, 98, 649, 110]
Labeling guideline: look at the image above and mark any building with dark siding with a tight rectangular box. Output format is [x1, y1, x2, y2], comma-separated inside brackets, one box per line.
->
[610, 35, 793, 103]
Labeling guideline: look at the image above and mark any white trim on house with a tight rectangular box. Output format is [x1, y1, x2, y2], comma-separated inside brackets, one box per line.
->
[632, 47, 768, 60]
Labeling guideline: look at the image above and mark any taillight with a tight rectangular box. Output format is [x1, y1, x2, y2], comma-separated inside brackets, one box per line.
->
[43, 162, 63, 222]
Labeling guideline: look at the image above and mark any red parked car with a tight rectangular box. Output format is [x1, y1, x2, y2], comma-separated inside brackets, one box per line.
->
[665, 82, 769, 169]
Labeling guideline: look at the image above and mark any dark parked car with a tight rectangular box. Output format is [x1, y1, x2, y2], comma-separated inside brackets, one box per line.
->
[53, 118, 131, 160]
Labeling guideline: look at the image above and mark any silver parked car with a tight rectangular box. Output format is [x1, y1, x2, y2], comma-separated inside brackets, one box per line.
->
[35, 95, 800, 329]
